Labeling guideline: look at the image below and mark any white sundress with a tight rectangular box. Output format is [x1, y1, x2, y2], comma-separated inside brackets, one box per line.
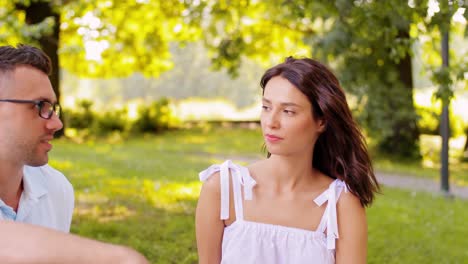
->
[199, 160, 348, 264]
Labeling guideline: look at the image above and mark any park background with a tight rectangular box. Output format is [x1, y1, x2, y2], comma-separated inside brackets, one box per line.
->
[1, 0, 467, 263]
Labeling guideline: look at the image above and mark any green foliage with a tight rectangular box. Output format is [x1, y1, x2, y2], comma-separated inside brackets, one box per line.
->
[190, 0, 428, 158]
[64, 98, 178, 136]
[358, 81, 421, 158]
[416, 105, 439, 135]
[3, 0, 466, 160]
[308, 1, 426, 159]
[416, 104, 466, 137]
[94, 108, 128, 134]
[432, 67, 455, 104]
[59, 0, 200, 78]
[185, 0, 310, 75]
[0, 0, 55, 45]
[65, 99, 95, 129]
[1, 0, 201, 78]
[189, 1, 468, 160]
[132, 98, 177, 133]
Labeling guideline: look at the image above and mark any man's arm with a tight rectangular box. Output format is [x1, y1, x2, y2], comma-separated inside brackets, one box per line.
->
[0, 221, 149, 264]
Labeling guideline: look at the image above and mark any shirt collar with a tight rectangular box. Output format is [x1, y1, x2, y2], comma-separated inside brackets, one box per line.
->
[22, 166, 48, 200]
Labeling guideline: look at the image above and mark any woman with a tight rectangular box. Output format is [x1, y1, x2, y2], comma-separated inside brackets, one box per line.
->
[196, 57, 379, 263]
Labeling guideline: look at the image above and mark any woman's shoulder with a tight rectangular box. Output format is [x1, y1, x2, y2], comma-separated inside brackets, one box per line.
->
[199, 170, 221, 197]
[200, 159, 262, 179]
[245, 159, 269, 179]
[199, 159, 259, 193]
[336, 183, 364, 213]
[199, 160, 248, 184]
[200, 160, 243, 176]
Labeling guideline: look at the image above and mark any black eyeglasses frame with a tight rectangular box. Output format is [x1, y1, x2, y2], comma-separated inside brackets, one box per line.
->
[0, 99, 61, 119]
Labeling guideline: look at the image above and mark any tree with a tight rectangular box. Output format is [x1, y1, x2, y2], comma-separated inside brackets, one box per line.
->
[1, 0, 200, 134]
[15, 0, 63, 135]
[1, 0, 465, 154]
[184, 0, 423, 157]
[59, 0, 200, 78]
[427, 0, 468, 192]
[464, 127, 468, 159]
[187, 0, 467, 159]
[303, 0, 424, 158]
[0, 0, 200, 92]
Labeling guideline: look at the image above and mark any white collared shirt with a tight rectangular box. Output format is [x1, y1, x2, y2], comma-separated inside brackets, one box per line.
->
[0, 165, 74, 232]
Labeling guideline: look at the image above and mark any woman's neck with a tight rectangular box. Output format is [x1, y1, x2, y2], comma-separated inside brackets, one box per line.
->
[260, 153, 318, 193]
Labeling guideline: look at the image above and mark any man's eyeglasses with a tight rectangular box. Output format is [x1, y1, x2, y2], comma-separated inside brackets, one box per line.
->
[0, 99, 61, 119]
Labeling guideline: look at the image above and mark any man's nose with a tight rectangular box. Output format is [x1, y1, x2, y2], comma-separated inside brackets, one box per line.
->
[46, 113, 63, 132]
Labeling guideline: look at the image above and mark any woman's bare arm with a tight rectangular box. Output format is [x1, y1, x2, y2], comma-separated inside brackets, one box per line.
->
[196, 172, 225, 264]
[335, 191, 367, 264]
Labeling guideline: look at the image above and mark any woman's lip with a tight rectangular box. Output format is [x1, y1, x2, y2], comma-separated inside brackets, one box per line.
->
[265, 134, 283, 141]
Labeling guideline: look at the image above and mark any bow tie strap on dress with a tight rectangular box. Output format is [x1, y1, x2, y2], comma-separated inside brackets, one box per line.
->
[199, 160, 257, 220]
[313, 179, 349, 250]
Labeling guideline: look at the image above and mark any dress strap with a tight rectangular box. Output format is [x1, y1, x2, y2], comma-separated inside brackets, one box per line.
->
[199, 160, 257, 221]
[313, 179, 348, 250]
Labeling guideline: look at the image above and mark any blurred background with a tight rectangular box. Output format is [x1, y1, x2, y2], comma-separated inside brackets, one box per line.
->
[1, 0, 467, 263]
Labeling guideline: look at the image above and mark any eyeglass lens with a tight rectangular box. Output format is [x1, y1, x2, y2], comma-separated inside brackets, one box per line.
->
[39, 102, 60, 119]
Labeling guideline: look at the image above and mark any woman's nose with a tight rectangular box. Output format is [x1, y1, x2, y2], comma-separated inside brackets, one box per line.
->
[266, 111, 280, 129]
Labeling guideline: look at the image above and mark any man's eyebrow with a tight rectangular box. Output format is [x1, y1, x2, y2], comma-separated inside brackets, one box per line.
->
[35, 97, 57, 103]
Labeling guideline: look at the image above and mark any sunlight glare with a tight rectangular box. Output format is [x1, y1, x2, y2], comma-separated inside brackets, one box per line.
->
[452, 8, 466, 24]
[427, 0, 440, 19]
[84, 40, 109, 62]
[176, 99, 261, 121]
[127, 101, 140, 120]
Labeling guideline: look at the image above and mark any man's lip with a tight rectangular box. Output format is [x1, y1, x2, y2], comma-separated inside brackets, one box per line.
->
[40, 136, 54, 143]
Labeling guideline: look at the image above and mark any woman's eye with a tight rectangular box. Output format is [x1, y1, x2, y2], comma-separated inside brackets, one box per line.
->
[284, 110, 295, 115]
[262, 105, 270, 111]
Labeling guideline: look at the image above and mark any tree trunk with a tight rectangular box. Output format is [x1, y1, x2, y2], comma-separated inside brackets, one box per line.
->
[464, 128, 468, 159]
[376, 29, 420, 159]
[17, 1, 64, 137]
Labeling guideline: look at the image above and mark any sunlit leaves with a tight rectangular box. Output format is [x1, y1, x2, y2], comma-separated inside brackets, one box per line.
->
[0, 0, 54, 45]
[1, 0, 205, 78]
[184, 0, 310, 76]
[59, 0, 201, 78]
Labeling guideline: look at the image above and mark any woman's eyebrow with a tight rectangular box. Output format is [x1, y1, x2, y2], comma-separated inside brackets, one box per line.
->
[262, 98, 301, 107]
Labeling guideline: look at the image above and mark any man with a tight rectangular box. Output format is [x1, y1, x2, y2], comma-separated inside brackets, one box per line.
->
[0, 221, 149, 264]
[0, 44, 73, 232]
[0, 44, 149, 264]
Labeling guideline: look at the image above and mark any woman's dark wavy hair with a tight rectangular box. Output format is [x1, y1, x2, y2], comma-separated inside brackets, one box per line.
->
[260, 57, 379, 206]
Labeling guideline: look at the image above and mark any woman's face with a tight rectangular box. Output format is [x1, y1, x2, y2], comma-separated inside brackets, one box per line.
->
[261, 76, 325, 157]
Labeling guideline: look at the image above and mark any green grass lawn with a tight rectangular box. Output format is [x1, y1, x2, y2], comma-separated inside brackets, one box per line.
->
[49, 127, 467, 263]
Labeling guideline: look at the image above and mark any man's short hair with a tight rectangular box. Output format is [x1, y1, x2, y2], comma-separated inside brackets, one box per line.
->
[0, 44, 51, 75]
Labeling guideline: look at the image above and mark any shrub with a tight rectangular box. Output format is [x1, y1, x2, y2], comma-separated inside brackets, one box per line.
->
[416, 106, 439, 135]
[416, 105, 465, 137]
[132, 98, 177, 133]
[64, 98, 178, 136]
[94, 108, 129, 134]
[65, 100, 95, 129]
